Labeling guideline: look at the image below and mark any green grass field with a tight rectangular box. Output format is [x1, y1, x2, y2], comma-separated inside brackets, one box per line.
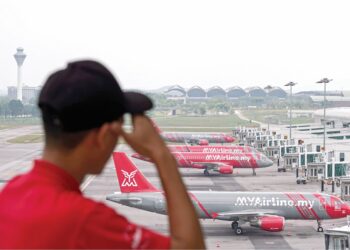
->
[241, 109, 314, 125]
[151, 115, 258, 130]
[0, 117, 40, 129]
[4, 114, 257, 143]
[1, 114, 255, 131]
[7, 134, 43, 144]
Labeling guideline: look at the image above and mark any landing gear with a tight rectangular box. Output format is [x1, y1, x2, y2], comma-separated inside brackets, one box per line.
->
[317, 220, 323, 232]
[252, 168, 257, 176]
[231, 221, 238, 230]
[235, 227, 243, 235]
[231, 221, 243, 235]
[204, 169, 210, 176]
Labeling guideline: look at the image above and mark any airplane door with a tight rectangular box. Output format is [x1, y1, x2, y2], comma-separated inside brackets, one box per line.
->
[333, 200, 341, 211]
[318, 200, 325, 211]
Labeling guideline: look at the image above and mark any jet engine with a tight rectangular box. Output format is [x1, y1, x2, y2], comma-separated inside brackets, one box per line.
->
[197, 139, 209, 146]
[217, 165, 233, 174]
[250, 215, 285, 232]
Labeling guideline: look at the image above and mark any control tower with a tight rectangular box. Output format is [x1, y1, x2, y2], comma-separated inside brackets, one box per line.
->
[13, 47, 27, 101]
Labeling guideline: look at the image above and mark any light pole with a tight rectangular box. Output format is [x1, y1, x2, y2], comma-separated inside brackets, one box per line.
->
[316, 78, 333, 151]
[13, 47, 27, 101]
[284, 82, 297, 142]
[265, 115, 274, 131]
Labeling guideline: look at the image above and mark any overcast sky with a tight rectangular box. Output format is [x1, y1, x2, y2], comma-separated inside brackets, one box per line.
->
[1, 0, 349, 94]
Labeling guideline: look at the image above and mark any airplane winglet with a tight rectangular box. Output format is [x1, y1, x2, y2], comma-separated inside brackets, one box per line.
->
[112, 152, 159, 193]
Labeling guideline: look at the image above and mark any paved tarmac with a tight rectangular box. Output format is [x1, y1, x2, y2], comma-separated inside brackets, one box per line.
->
[0, 125, 345, 249]
[0, 126, 43, 185]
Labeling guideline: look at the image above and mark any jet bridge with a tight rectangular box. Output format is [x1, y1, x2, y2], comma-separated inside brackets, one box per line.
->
[339, 177, 350, 201]
[325, 225, 350, 250]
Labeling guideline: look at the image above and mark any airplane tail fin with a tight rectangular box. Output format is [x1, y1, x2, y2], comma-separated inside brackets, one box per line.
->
[112, 152, 159, 193]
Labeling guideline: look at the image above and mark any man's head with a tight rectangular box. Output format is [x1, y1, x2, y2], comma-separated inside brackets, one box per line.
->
[38, 60, 153, 174]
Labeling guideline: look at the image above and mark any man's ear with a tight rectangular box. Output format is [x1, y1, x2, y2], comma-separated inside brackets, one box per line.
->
[109, 121, 123, 136]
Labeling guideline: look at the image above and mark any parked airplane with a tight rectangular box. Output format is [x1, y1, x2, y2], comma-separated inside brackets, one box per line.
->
[132, 150, 273, 176]
[152, 122, 235, 145]
[107, 152, 350, 235]
[167, 145, 258, 154]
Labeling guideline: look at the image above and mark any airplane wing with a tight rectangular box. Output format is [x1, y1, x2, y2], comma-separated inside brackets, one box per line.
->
[213, 209, 279, 221]
[192, 162, 226, 170]
[185, 138, 209, 146]
[192, 162, 229, 171]
[107, 196, 142, 205]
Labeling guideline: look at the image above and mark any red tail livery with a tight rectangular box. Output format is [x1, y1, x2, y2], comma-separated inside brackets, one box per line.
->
[112, 152, 158, 193]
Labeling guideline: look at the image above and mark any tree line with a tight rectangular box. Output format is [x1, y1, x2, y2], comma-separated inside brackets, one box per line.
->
[146, 93, 314, 116]
[0, 97, 40, 118]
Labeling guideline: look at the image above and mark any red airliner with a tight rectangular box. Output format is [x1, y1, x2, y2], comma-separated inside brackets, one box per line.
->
[167, 145, 258, 154]
[108, 152, 350, 235]
[132, 151, 273, 175]
[152, 121, 235, 145]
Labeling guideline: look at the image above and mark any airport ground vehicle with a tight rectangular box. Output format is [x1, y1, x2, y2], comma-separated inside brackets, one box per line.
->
[296, 176, 307, 184]
[277, 166, 287, 172]
[107, 153, 350, 234]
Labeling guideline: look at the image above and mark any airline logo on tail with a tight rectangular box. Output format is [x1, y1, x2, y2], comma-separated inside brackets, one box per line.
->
[112, 152, 159, 193]
[121, 170, 138, 187]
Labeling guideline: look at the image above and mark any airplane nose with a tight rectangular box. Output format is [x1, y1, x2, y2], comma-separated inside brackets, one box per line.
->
[266, 158, 274, 167]
[345, 204, 350, 216]
[226, 136, 235, 143]
[257, 157, 274, 168]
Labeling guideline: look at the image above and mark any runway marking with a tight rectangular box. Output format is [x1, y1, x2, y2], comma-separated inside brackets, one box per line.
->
[81, 175, 96, 191]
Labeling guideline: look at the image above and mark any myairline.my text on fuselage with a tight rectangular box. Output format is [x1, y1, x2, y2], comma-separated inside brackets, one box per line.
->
[107, 153, 350, 235]
[132, 150, 273, 176]
[167, 145, 259, 154]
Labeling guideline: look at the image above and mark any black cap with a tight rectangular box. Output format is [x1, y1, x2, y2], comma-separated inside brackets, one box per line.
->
[38, 60, 153, 132]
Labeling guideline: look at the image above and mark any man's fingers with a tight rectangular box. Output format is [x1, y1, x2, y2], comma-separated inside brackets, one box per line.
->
[120, 127, 149, 156]
[120, 128, 133, 143]
[131, 114, 144, 128]
[120, 128, 140, 149]
[131, 115, 154, 131]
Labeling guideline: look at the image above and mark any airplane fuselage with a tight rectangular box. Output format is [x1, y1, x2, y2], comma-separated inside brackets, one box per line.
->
[132, 151, 273, 171]
[107, 191, 349, 221]
[110, 152, 350, 234]
[161, 132, 234, 144]
[172, 152, 272, 169]
[168, 145, 258, 154]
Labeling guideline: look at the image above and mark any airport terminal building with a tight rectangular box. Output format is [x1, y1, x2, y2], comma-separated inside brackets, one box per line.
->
[162, 85, 288, 99]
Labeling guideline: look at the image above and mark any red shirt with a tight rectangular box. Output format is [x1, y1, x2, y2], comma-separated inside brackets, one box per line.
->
[0, 160, 170, 249]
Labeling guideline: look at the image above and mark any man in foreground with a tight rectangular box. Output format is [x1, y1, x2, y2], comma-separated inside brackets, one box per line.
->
[0, 60, 205, 249]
